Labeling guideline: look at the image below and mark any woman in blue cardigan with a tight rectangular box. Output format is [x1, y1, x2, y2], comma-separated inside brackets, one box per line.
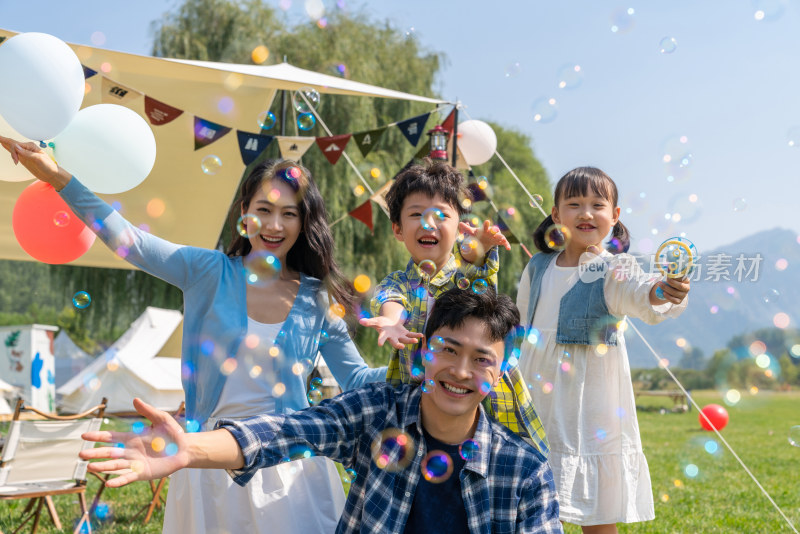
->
[2, 136, 385, 533]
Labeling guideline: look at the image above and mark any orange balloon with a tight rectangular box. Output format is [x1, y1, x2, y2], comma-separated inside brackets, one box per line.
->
[12, 181, 95, 264]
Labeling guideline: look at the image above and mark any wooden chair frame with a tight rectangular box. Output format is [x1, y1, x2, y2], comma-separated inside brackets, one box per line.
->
[90, 400, 185, 525]
[0, 397, 107, 534]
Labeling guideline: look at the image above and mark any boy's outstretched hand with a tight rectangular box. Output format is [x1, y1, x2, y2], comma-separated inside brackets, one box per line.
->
[459, 219, 511, 264]
[80, 398, 189, 488]
[359, 313, 424, 350]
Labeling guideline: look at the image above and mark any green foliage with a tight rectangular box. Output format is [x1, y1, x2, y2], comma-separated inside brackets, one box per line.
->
[466, 122, 552, 298]
[677, 346, 705, 370]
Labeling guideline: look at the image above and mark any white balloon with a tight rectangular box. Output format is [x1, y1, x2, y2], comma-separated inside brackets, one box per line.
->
[456, 120, 497, 166]
[53, 104, 157, 194]
[0, 32, 84, 141]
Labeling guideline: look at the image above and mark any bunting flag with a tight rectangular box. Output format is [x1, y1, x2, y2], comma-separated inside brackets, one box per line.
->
[316, 134, 352, 165]
[277, 136, 316, 161]
[467, 183, 488, 203]
[414, 143, 430, 160]
[396, 113, 430, 146]
[370, 179, 394, 213]
[446, 135, 470, 170]
[194, 116, 232, 150]
[441, 108, 456, 135]
[82, 65, 98, 79]
[348, 199, 374, 232]
[495, 214, 520, 244]
[0, 37, 6, 45]
[352, 127, 386, 157]
[101, 76, 143, 105]
[145, 96, 184, 126]
[237, 130, 274, 165]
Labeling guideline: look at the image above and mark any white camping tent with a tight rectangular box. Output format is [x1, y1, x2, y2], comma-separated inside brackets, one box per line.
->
[57, 307, 184, 414]
[52, 330, 93, 388]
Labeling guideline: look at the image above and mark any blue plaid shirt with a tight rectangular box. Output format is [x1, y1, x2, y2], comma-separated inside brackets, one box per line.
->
[218, 383, 562, 534]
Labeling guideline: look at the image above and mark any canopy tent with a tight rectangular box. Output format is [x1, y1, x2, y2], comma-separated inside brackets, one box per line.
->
[57, 306, 184, 414]
[0, 28, 448, 269]
[52, 330, 93, 388]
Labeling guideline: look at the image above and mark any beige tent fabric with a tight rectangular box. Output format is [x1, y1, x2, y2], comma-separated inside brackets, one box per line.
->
[0, 28, 447, 269]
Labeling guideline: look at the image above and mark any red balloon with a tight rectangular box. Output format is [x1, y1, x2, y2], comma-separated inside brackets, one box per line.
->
[12, 181, 95, 264]
[699, 404, 729, 431]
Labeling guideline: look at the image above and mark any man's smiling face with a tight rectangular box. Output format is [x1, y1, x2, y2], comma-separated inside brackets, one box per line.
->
[420, 318, 504, 423]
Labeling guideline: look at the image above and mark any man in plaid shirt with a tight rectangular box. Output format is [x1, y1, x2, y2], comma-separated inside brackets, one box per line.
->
[81, 288, 562, 534]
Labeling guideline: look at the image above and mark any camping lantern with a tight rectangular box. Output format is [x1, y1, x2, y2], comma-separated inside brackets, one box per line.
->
[427, 125, 449, 160]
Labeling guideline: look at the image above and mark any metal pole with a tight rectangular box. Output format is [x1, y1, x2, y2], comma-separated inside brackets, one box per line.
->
[450, 102, 459, 167]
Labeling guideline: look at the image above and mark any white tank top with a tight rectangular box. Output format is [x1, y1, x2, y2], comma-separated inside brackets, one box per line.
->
[211, 317, 285, 419]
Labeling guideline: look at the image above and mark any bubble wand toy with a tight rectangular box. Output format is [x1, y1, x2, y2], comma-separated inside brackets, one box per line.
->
[654, 237, 697, 300]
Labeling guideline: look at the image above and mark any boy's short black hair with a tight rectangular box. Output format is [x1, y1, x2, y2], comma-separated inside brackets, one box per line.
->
[386, 158, 471, 224]
[424, 288, 520, 360]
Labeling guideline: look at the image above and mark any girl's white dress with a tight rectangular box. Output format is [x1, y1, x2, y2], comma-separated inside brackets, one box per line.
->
[517, 252, 685, 525]
[163, 318, 346, 534]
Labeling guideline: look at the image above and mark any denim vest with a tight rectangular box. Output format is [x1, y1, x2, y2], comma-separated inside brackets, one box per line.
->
[524, 252, 619, 346]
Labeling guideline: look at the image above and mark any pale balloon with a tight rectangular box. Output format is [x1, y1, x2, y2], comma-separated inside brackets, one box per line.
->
[53, 104, 157, 194]
[456, 120, 497, 166]
[0, 32, 85, 141]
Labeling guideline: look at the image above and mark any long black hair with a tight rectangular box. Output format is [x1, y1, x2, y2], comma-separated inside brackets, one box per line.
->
[532, 166, 630, 254]
[226, 159, 355, 311]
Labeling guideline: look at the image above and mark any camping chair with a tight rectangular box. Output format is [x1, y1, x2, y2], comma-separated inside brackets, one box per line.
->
[0, 397, 107, 534]
[90, 400, 184, 525]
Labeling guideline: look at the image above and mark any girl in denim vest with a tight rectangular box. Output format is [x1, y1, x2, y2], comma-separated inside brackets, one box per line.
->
[516, 167, 690, 534]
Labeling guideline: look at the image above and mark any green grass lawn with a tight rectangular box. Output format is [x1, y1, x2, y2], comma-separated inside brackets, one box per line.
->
[2, 391, 798, 533]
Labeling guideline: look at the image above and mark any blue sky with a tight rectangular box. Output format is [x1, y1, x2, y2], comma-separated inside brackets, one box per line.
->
[2, 0, 799, 253]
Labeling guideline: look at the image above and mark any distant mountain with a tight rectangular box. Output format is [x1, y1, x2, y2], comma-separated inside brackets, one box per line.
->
[624, 228, 799, 368]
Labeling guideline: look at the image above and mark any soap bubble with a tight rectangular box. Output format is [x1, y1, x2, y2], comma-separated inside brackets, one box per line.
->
[532, 97, 558, 123]
[201, 155, 222, 175]
[372, 429, 415, 472]
[472, 279, 488, 294]
[72, 291, 91, 309]
[659, 36, 678, 54]
[307, 389, 322, 406]
[557, 64, 583, 89]
[244, 251, 281, 286]
[418, 259, 437, 279]
[421, 450, 453, 483]
[236, 214, 261, 238]
[257, 111, 276, 130]
[544, 224, 571, 251]
[341, 468, 357, 484]
[459, 439, 479, 460]
[297, 112, 315, 131]
[610, 7, 635, 34]
[421, 379, 436, 393]
[293, 87, 320, 113]
[421, 207, 445, 231]
[428, 336, 445, 352]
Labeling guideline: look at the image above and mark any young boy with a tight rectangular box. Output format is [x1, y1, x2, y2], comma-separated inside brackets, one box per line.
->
[359, 159, 549, 455]
[80, 289, 562, 534]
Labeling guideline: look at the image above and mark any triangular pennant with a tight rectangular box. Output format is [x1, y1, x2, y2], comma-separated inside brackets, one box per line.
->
[101, 77, 143, 105]
[396, 113, 430, 146]
[348, 199, 373, 233]
[352, 127, 386, 157]
[277, 136, 316, 161]
[446, 135, 470, 170]
[82, 65, 98, 79]
[441, 108, 456, 136]
[495, 214, 520, 244]
[315, 134, 352, 165]
[369, 179, 394, 214]
[194, 117, 232, 150]
[414, 143, 429, 160]
[0, 37, 6, 46]
[237, 131, 274, 165]
[145, 96, 184, 126]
